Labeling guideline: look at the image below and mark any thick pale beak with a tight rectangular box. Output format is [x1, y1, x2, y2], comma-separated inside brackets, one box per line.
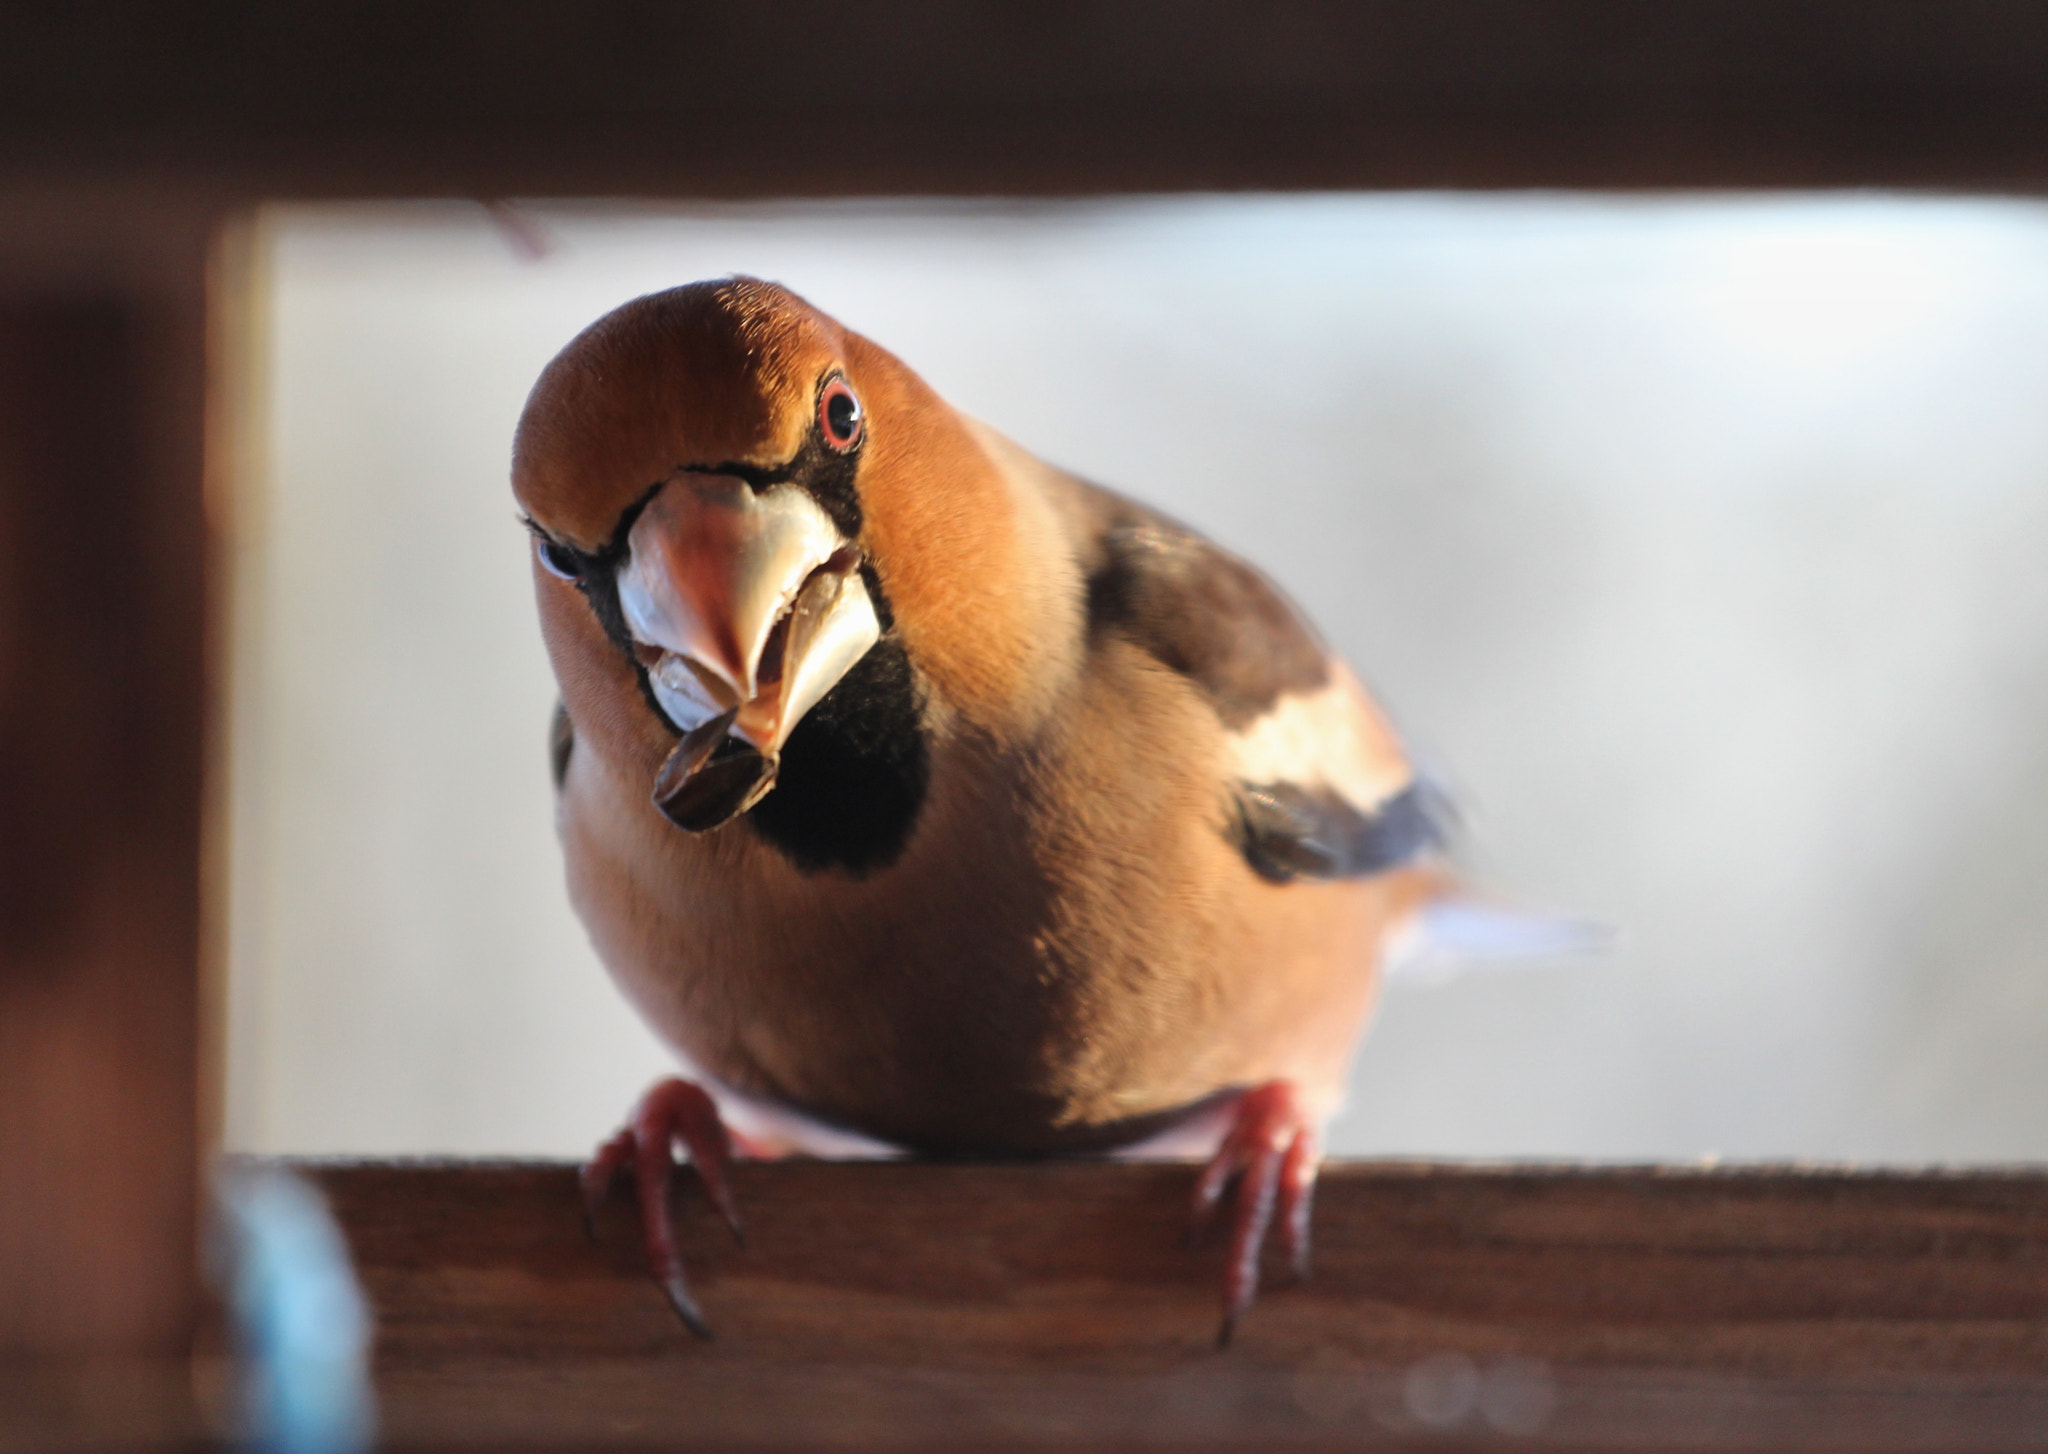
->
[616, 473, 880, 829]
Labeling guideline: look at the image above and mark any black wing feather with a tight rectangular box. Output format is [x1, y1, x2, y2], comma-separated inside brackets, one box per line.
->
[1231, 780, 1446, 884]
[549, 700, 574, 790]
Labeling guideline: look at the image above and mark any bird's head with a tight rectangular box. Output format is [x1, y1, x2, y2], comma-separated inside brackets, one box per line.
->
[513, 278, 1052, 836]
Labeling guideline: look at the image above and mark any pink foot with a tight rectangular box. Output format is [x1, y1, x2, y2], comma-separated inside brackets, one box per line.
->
[582, 1077, 745, 1338]
[1191, 1081, 1320, 1349]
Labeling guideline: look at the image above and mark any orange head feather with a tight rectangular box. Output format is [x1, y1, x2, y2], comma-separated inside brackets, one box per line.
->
[514, 278, 1067, 774]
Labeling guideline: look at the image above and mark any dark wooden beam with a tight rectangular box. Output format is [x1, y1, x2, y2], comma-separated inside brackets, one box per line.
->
[6, 2, 2048, 197]
[313, 1159, 2048, 1451]
[0, 199, 215, 1451]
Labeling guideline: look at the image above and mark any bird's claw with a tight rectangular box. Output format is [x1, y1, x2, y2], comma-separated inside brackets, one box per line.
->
[662, 1270, 714, 1341]
[581, 1077, 744, 1337]
[1191, 1080, 1320, 1349]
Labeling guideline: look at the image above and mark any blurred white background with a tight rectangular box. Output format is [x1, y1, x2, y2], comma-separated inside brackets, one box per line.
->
[224, 195, 2048, 1162]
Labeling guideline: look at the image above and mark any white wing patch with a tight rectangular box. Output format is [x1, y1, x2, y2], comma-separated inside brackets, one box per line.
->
[1223, 662, 1414, 814]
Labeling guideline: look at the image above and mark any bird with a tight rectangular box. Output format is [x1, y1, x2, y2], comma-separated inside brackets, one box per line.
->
[512, 277, 1457, 1347]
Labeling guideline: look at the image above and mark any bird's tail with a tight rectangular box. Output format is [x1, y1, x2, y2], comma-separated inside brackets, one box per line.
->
[1383, 893, 1613, 986]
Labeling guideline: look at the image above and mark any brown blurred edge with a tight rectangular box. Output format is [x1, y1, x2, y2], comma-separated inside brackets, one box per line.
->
[6, 3, 2048, 1450]
[8, 0, 2048, 195]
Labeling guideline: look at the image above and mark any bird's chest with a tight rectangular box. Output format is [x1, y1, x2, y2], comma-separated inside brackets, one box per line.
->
[560, 668, 1399, 1156]
[564, 735, 1278, 1154]
[566, 749, 1088, 1145]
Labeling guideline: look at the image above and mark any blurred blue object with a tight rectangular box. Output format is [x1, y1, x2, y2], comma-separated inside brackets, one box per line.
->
[214, 1164, 376, 1454]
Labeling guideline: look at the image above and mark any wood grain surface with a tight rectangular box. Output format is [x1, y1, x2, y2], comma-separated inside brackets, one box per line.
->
[311, 1159, 2048, 1451]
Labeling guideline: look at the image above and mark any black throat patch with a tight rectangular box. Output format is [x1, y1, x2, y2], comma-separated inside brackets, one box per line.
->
[743, 631, 929, 876]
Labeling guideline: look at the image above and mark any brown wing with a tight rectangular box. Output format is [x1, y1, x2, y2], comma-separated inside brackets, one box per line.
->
[1073, 486, 1445, 883]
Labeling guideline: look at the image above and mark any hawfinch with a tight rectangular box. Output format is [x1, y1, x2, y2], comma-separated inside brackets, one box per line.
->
[513, 278, 1451, 1346]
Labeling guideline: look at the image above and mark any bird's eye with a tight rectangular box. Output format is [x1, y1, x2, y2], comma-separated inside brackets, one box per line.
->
[535, 536, 584, 582]
[819, 377, 863, 452]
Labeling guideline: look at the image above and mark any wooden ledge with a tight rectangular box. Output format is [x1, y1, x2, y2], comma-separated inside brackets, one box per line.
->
[309, 1159, 2048, 1451]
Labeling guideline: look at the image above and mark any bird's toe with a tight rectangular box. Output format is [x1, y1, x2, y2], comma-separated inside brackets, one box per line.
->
[1193, 1080, 1321, 1348]
[581, 1076, 745, 1337]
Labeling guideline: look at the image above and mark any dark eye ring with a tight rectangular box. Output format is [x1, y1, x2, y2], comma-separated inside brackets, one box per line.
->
[535, 535, 584, 582]
[819, 377, 863, 452]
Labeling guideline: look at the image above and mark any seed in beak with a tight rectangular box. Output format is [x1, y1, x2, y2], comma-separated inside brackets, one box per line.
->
[649, 651, 740, 729]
